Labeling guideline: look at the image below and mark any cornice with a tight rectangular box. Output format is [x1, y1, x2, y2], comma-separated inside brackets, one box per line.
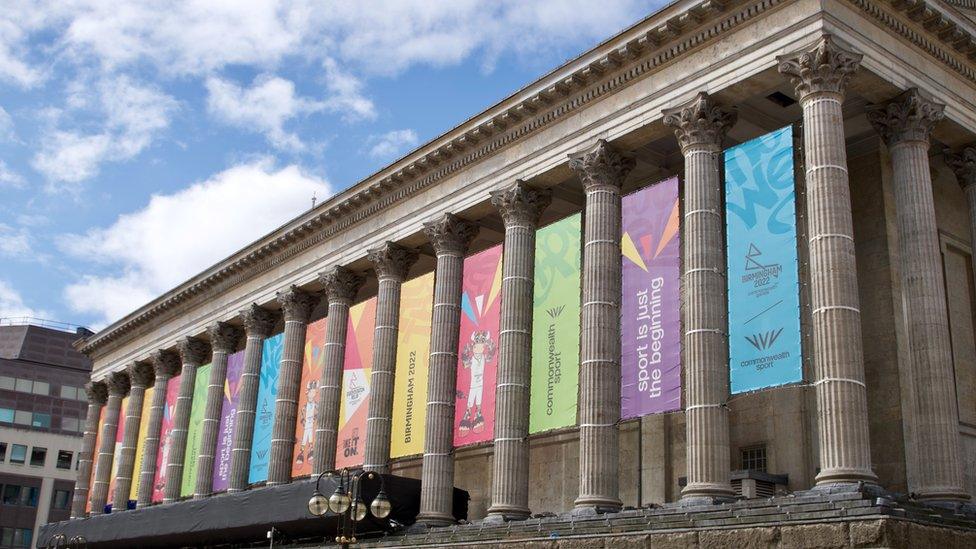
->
[80, 0, 976, 361]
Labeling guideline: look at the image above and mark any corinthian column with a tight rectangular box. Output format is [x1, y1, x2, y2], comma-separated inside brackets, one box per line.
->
[364, 243, 419, 473]
[136, 350, 180, 507]
[778, 35, 877, 488]
[267, 286, 318, 485]
[113, 362, 153, 511]
[229, 305, 276, 492]
[663, 93, 735, 503]
[868, 89, 969, 502]
[90, 370, 130, 514]
[163, 337, 210, 503]
[946, 146, 976, 287]
[313, 267, 364, 474]
[486, 181, 551, 523]
[71, 381, 107, 518]
[195, 322, 242, 497]
[417, 213, 479, 527]
[569, 140, 635, 514]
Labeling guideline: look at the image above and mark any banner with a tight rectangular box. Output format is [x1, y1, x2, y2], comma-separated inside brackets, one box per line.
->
[249, 333, 284, 484]
[336, 297, 376, 468]
[153, 372, 181, 502]
[454, 244, 503, 446]
[725, 125, 802, 393]
[529, 214, 581, 433]
[292, 318, 327, 478]
[107, 395, 129, 509]
[621, 177, 682, 418]
[181, 363, 211, 497]
[131, 386, 153, 501]
[213, 350, 245, 492]
[391, 273, 434, 457]
[87, 410, 104, 513]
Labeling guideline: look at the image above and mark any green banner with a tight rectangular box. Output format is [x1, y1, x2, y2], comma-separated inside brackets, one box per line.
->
[530, 214, 581, 433]
[181, 363, 211, 497]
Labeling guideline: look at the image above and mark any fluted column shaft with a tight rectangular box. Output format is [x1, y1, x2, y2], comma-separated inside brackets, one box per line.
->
[113, 363, 153, 511]
[568, 140, 635, 514]
[869, 89, 968, 502]
[779, 35, 877, 487]
[417, 214, 478, 527]
[364, 244, 418, 473]
[313, 267, 364, 474]
[229, 305, 276, 491]
[195, 323, 242, 497]
[164, 337, 209, 502]
[947, 146, 976, 289]
[136, 351, 180, 507]
[487, 182, 550, 522]
[664, 94, 736, 502]
[267, 287, 318, 485]
[90, 372, 130, 514]
[71, 382, 106, 518]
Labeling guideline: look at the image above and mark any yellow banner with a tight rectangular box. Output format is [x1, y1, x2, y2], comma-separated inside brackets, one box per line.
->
[391, 272, 434, 458]
[130, 386, 153, 501]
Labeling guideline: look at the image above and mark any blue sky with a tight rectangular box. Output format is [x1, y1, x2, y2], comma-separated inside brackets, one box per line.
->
[0, 1, 658, 330]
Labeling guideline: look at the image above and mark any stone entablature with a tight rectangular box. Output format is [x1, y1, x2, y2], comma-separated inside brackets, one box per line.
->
[77, 0, 976, 371]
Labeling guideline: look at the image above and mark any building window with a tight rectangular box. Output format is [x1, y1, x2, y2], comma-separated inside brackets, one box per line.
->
[61, 417, 80, 432]
[13, 528, 31, 548]
[741, 445, 768, 472]
[31, 413, 51, 429]
[0, 376, 14, 390]
[60, 385, 78, 400]
[2, 484, 21, 504]
[53, 489, 71, 510]
[9, 444, 26, 465]
[13, 378, 31, 393]
[0, 408, 12, 423]
[12, 410, 30, 426]
[0, 442, 6, 462]
[0, 527, 12, 546]
[56, 450, 73, 469]
[19, 486, 38, 507]
[29, 447, 46, 467]
[31, 381, 49, 396]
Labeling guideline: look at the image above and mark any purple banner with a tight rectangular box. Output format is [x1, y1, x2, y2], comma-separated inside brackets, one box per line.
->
[212, 350, 245, 492]
[621, 176, 681, 417]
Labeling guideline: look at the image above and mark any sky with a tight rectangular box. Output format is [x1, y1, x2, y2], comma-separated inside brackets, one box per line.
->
[0, 1, 660, 331]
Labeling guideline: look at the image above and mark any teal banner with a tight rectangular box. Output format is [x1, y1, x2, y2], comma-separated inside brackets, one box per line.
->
[725, 126, 802, 393]
[249, 332, 283, 484]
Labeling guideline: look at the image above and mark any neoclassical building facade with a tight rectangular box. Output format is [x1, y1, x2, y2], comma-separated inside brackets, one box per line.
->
[60, 0, 976, 545]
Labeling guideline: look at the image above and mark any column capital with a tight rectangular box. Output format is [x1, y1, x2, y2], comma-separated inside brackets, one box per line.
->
[107, 370, 131, 397]
[867, 88, 945, 147]
[177, 336, 211, 367]
[318, 266, 365, 305]
[568, 140, 635, 191]
[663, 92, 736, 154]
[367, 242, 419, 282]
[84, 381, 108, 405]
[423, 213, 479, 257]
[151, 349, 181, 378]
[490, 180, 552, 228]
[276, 285, 319, 323]
[127, 362, 155, 389]
[207, 321, 242, 354]
[240, 304, 276, 338]
[777, 34, 862, 102]
[945, 146, 976, 191]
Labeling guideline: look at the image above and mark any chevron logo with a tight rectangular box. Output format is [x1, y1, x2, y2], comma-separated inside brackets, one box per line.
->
[547, 305, 566, 319]
[745, 328, 784, 351]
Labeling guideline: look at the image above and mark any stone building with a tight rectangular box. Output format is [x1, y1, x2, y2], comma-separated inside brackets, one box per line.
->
[52, 0, 976, 546]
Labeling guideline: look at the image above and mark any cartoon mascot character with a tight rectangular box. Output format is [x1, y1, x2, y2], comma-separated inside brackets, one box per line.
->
[459, 330, 496, 437]
[294, 380, 318, 466]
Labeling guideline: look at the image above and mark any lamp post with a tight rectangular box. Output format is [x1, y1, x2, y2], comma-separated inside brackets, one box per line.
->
[307, 468, 392, 547]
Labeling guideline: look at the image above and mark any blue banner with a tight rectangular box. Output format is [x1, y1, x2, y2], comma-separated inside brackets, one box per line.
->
[725, 126, 802, 393]
[249, 332, 284, 484]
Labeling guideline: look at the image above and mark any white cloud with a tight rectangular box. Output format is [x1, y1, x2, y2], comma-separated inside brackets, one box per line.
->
[0, 280, 49, 320]
[206, 74, 325, 151]
[368, 129, 419, 159]
[321, 58, 375, 121]
[0, 106, 15, 141]
[0, 223, 31, 257]
[32, 76, 178, 187]
[0, 160, 25, 188]
[62, 159, 331, 325]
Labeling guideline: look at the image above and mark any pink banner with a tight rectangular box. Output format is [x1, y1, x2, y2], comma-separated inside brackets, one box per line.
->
[292, 317, 327, 477]
[336, 298, 376, 468]
[454, 244, 503, 446]
[107, 396, 128, 509]
[152, 373, 181, 503]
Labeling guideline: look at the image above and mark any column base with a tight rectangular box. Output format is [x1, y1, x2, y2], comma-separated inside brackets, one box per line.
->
[815, 467, 878, 487]
[914, 487, 971, 506]
[484, 504, 531, 523]
[572, 496, 622, 515]
[680, 482, 735, 505]
[414, 511, 456, 528]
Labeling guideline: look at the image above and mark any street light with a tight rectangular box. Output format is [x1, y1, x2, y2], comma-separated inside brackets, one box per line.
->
[308, 469, 392, 546]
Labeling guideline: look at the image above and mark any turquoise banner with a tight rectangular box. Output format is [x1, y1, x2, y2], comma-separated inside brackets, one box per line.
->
[249, 333, 283, 484]
[725, 126, 802, 393]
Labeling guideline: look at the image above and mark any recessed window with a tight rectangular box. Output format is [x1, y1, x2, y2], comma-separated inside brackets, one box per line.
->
[13, 410, 30, 425]
[62, 417, 80, 432]
[13, 527, 32, 548]
[0, 376, 14, 390]
[741, 444, 768, 473]
[0, 408, 12, 423]
[56, 450, 73, 469]
[30, 447, 46, 467]
[9, 444, 26, 465]
[60, 385, 78, 400]
[31, 413, 51, 429]
[32, 381, 49, 396]
[0, 442, 6, 462]
[19, 486, 38, 507]
[53, 489, 71, 510]
[14, 378, 31, 393]
[0, 527, 11, 546]
[2, 484, 21, 504]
